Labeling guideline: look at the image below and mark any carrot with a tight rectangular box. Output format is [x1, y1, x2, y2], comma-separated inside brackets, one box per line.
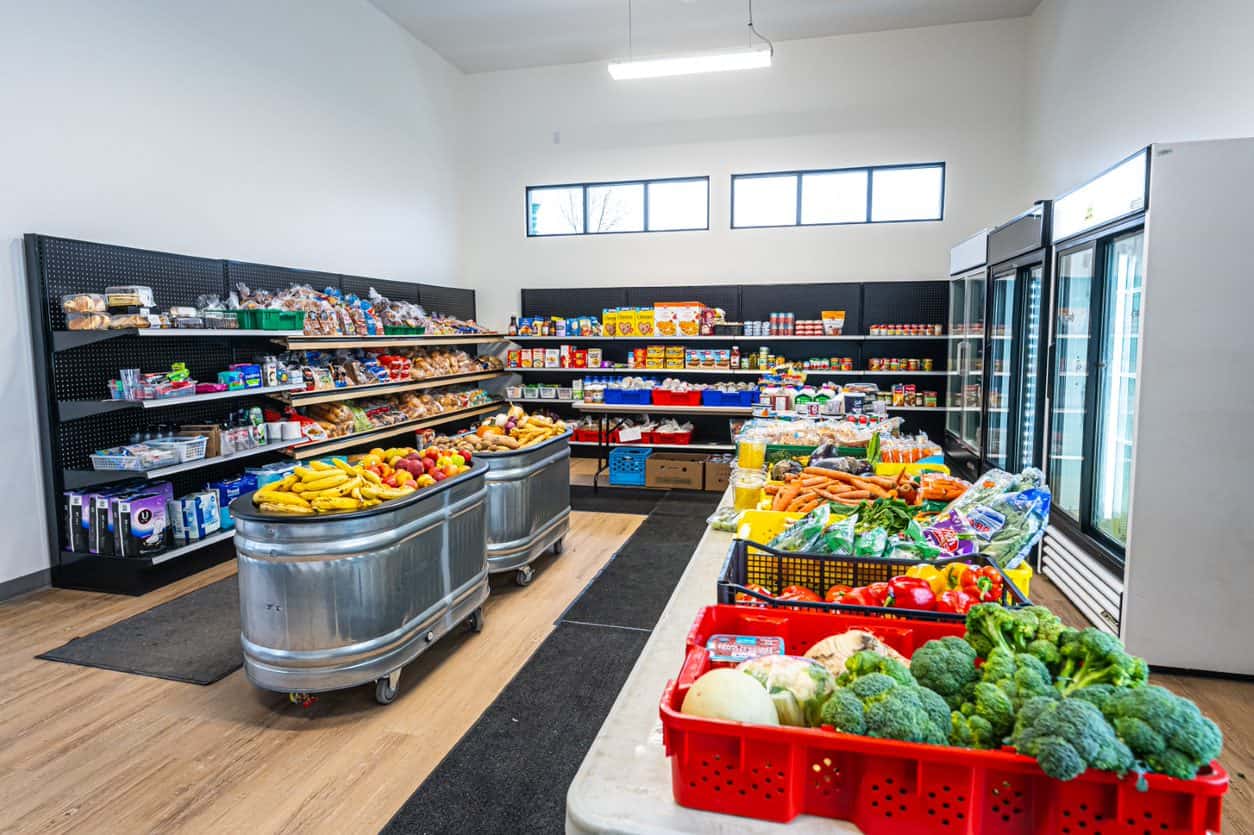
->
[791, 496, 823, 514]
[763, 484, 781, 495]
[803, 467, 863, 485]
[840, 490, 871, 500]
[866, 476, 897, 489]
[800, 475, 828, 488]
[773, 481, 802, 512]
[815, 488, 847, 502]
[864, 483, 891, 499]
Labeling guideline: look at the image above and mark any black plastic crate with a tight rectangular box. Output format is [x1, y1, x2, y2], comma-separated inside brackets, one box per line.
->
[717, 537, 1030, 623]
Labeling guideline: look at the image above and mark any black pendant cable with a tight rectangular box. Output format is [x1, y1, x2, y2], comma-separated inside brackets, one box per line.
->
[748, 0, 774, 56]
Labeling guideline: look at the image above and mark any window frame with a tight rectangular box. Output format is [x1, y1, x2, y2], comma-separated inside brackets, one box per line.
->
[730, 162, 946, 230]
[525, 176, 710, 237]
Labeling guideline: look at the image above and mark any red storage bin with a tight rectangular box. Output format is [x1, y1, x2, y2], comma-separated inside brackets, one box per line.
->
[662, 605, 1228, 833]
[651, 430, 693, 445]
[572, 427, 602, 443]
[652, 389, 703, 407]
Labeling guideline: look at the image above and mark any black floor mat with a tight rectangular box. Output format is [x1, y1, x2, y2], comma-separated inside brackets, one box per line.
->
[559, 513, 710, 631]
[651, 489, 722, 518]
[380, 621, 648, 835]
[568, 484, 661, 514]
[37, 575, 241, 685]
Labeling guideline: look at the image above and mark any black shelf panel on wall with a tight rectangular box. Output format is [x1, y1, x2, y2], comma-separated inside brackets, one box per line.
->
[521, 287, 629, 319]
[24, 233, 476, 595]
[862, 280, 948, 329]
[740, 282, 862, 331]
[625, 285, 741, 321]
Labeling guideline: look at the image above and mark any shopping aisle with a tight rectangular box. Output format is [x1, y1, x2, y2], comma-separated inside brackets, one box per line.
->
[0, 511, 644, 833]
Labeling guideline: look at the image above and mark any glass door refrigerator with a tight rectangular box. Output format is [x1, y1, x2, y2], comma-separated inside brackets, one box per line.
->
[944, 230, 988, 480]
[982, 202, 1051, 472]
[1039, 139, 1253, 675]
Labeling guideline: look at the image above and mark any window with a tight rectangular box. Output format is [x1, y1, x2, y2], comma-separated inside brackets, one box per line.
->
[526, 177, 708, 236]
[732, 163, 945, 228]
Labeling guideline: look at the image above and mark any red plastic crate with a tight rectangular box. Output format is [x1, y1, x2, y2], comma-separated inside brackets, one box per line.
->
[662, 605, 1228, 834]
[652, 430, 693, 445]
[652, 389, 703, 406]
[572, 427, 602, 443]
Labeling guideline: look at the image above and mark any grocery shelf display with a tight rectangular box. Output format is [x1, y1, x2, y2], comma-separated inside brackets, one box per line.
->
[25, 233, 498, 594]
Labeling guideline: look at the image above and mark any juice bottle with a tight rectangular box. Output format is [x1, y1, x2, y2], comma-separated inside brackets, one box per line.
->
[737, 436, 766, 470]
[732, 469, 766, 511]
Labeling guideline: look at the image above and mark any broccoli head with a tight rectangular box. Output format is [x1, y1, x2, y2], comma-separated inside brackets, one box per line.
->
[1021, 605, 1068, 645]
[960, 682, 1016, 743]
[964, 604, 1075, 671]
[837, 650, 914, 688]
[818, 672, 948, 746]
[1010, 696, 1133, 781]
[909, 637, 980, 709]
[1069, 684, 1120, 714]
[979, 648, 1057, 710]
[1054, 628, 1150, 696]
[1099, 685, 1223, 780]
[950, 711, 999, 749]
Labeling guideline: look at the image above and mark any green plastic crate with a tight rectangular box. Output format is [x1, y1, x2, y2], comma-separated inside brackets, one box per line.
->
[236, 309, 305, 331]
[383, 325, 426, 335]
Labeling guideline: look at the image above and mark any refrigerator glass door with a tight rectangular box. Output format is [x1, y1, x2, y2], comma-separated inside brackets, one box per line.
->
[1016, 265, 1045, 469]
[985, 270, 1016, 467]
[1048, 245, 1095, 519]
[1092, 230, 1144, 546]
[946, 278, 966, 439]
[961, 272, 986, 451]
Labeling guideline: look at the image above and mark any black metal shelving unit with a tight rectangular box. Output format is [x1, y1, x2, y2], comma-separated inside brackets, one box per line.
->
[513, 280, 951, 453]
[26, 234, 481, 594]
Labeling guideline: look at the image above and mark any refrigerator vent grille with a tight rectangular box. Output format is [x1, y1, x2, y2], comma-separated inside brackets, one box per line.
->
[1041, 526, 1124, 635]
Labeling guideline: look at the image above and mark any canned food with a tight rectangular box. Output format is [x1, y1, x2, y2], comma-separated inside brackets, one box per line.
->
[841, 357, 853, 371]
[923, 358, 934, 371]
[889, 358, 901, 371]
[907, 358, 921, 371]
[925, 391, 938, 407]
[868, 357, 881, 371]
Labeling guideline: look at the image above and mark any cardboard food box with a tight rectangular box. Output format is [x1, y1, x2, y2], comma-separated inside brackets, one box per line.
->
[645, 452, 706, 490]
[617, 309, 637, 337]
[634, 308, 655, 337]
[704, 457, 732, 492]
[602, 309, 617, 336]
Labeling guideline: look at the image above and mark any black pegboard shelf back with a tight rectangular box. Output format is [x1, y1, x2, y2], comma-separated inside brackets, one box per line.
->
[25, 234, 476, 593]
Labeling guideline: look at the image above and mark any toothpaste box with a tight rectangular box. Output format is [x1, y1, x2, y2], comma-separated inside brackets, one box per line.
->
[115, 491, 171, 557]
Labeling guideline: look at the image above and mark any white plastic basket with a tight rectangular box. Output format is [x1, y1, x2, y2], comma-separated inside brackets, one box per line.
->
[148, 435, 209, 463]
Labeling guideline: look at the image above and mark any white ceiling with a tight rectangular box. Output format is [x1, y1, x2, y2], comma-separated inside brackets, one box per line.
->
[371, 0, 1042, 74]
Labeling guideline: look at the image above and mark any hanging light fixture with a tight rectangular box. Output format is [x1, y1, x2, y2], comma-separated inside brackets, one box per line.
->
[608, 0, 774, 80]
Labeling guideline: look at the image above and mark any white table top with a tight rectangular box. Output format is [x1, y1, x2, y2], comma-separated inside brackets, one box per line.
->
[564, 490, 859, 834]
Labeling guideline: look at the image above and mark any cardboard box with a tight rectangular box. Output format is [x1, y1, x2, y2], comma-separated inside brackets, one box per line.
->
[646, 452, 706, 490]
[180, 424, 224, 458]
[704, 457, 732, 492]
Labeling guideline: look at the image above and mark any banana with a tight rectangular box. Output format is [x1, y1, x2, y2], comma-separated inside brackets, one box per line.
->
[334, 475, 362, 495]
[333, 458, 356, 474]
[361, 485, 381, 500]
[298, 487, 345, 500]
[259, 502, 314, 515]
[308, 460, 335, 472]
[254, 490, 310, 508]
[350, 487, 363, 501]
[361, 469, 382, 485]
[312, 497, 362, 511]
[301, 472, 349, 491]
[294, 466, 319, 480]
[373, 485, 417, 500]
[361, 499, 382, 508]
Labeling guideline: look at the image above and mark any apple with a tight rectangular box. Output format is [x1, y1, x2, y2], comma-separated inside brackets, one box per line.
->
[384, 475, 398, 488]
[432, 469, 447, 482]
[450, 453, 465, 467]
[443, 465, 459, 478]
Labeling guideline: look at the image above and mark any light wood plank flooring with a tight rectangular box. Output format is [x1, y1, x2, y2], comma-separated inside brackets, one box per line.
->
[0, 510, 643, 834]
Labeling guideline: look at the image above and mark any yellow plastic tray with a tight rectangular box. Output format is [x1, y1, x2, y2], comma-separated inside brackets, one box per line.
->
[873, 461, 951, 477]
[735, 509, 804, 544]
[1002, 561, 1033, 598]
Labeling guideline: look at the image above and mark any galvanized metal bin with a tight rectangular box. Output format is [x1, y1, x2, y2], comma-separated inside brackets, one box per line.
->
[478, 429, 572, 586]
[229, 460, 489, 704]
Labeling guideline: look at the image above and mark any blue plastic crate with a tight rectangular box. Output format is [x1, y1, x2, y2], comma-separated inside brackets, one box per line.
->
[604, 388, 654, 405]
[609, 447, 652, 486]
[701, 389, 761, 407]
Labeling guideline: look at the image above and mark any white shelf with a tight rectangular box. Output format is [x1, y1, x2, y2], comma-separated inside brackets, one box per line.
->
[137, 383, 305, 408]
[286, 401, 504, 459]
[511, 367, 948, 378]
[508, 334, 942, 342]
[150, 529, 235, 566]
[137, 328, 304, 338]
[286, 371, 506, 406]
[883, 406, 947, 413]
[570, 440, 734, 451]
[285, 333, 506, 350]
[574, 402, 754, 416]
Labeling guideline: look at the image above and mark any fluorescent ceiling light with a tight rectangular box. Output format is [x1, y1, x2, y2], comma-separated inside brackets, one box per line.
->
[608, 46, 772, 80]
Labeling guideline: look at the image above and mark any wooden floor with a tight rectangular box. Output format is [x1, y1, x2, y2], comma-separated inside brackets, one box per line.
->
[1, 490, 1251, 833]
[0, 510, 644, 834]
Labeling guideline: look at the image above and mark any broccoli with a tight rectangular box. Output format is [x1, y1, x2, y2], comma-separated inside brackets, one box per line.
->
[1069, 684, 1120, 714]
[980, 648, 1057, 709]
[964, 604, 1075, 670]
[1010, 696, 1134, 781]
[960, 682, 1016, 743]
[1021, 605, 1069, 644]
[1099, 685, 1223, 780]
[818, 672, 948, 745]
[1054, 628, 1150, 696]
[837, 650, 914, 688]
[909, 637, 980, 709]
[950, 649, 1058, 750]
[950, 711, 999, 749]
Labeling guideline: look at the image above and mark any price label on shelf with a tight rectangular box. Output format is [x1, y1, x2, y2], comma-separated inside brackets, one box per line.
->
[618, 427, 643, 442]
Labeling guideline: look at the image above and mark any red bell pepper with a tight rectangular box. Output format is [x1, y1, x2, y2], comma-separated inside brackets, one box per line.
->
[935, 589, 979, 614]
[734, 584, 773, 606]
[839, 587, 872, 606]
[887, 576, 937, 611]
[777, 585, 821, 603]
[960, 565, 1005, 602]
[824, 584, 854, 603]
[864, 582, 891, 607]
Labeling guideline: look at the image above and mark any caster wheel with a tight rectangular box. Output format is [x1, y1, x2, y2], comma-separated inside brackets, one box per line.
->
[467, 607, 485, 633]
[515, 566, 534, 586]
[375, 669, 401, 705]
[551, 537, 565, 555]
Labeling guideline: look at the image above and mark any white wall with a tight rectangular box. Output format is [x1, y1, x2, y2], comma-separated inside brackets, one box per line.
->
[1027, 0, 1254, 198]
[459, 19, 1034, 330]
[0, 0, 464, 587]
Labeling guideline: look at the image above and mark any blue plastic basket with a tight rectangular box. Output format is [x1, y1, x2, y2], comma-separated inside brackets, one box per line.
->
[609, 447, 652, 486]
[701, 389, 761, 407]
[604, 388, 654, 405]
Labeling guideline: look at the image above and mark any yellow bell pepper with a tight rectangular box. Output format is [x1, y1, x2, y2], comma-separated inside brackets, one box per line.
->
[907, 562, 972, 594]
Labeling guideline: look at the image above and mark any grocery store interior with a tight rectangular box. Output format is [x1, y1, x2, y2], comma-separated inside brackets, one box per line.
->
[2, 2, 1252, 833]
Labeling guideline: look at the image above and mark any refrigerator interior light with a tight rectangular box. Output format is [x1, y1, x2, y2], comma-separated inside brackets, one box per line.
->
[608, 47, 772, 80]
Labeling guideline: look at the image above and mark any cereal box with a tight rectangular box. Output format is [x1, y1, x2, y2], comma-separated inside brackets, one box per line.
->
[634, 307, 654, 337]
[617, 309, 637, 337]
[544, 348, 560, 368]
[520, 348, 534, 369]
[602, 309, 617, 337]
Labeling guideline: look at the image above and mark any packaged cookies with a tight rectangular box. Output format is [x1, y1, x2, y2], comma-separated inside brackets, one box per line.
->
[67, 312, 110, 330]
[105, 285, 156, 308]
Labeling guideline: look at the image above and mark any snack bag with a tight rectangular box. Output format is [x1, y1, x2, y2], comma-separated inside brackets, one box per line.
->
[922, 510, 980, 557]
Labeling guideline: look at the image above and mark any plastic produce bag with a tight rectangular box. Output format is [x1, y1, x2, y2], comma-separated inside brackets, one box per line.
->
[979, 486, 1051, 568]
[886, 520, 944, 561]
[706, 507, 743, 533]
[854, 526, 888, 558]
[737, 655, 837, 727]
[768, 505, 831, 553]
[813, 513, 857, 555]
[923, 510, 980, 557]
